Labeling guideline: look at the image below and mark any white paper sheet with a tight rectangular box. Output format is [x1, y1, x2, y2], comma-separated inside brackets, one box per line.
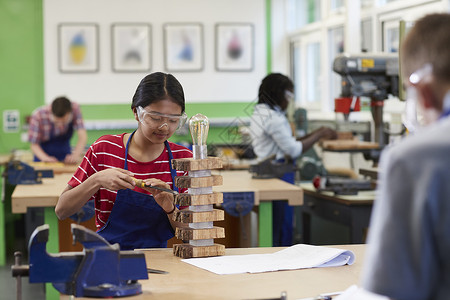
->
[332, 285, 390, 300]
[181, 244, 355, 275]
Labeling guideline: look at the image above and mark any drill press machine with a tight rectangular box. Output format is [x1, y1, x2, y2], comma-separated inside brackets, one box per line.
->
[333, 53, 399, 148]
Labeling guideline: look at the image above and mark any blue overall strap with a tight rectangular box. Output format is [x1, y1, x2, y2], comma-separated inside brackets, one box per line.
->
[125, 131, 178, 192]
[121, 134, 177, 244]
[123, 130, 136, 171]
[165, 140, 179, 193]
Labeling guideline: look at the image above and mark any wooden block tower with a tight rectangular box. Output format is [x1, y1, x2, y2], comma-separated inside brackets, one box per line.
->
[172, 113, 225, 258]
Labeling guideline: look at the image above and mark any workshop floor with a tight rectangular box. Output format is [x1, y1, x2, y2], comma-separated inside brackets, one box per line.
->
[0, 223, 45, 300]
[1, 238, 45, 300]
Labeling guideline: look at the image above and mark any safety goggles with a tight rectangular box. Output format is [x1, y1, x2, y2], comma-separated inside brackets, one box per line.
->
[402, 63, 434, 133]
[137, 106, 187, 130]
[285, 90, 295, 103]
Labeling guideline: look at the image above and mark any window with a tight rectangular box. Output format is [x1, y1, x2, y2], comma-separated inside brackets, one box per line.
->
[382, 19, 400, 53]
[328, 26, 344, 110]
[291, 33, 322, 110]
[330, 0, 344, 11]
[306, 42, 321, 104]
[287, 0, 321, 30]
[291, 41, 302, 105]
[361, 18, 373, 52]
[361, 0, 373, 8]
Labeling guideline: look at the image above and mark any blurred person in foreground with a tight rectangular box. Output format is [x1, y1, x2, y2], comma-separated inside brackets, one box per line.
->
[358, 13, 450, 300]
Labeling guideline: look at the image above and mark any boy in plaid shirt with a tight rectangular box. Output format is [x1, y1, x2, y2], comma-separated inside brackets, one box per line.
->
[28, 96, 87, 164]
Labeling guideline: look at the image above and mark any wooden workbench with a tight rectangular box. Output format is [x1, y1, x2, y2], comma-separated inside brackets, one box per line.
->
[214, 170, 303, 247]
[214, 170, 303, 206]
[28, 161, 78, 174]
[12, 171, 303, 212]
[12, 171, 303, 248]
[11, 173, 96, 252]
[11, 172, 303, 300]
[66, 244, 364, 300]
[11, 173, 72, 214]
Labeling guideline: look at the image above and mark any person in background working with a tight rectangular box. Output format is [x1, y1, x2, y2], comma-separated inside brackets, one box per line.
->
[55, 72, 192, 250]
[249, 73, 337, 246]
[28, 96, 87, 164]
[359, 13, 450, 300]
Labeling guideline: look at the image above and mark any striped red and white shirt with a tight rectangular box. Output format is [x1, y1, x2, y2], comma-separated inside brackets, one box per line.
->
[68, 133, 192, 229]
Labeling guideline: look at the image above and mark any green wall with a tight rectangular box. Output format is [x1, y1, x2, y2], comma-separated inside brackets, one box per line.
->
[0, 0, 44, 154]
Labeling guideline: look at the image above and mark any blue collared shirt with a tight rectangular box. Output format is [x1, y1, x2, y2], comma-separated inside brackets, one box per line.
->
[361, 95, 450, 300]
[249, 103, 303, 161]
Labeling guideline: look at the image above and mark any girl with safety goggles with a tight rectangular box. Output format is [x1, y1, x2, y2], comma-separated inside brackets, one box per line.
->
[56, 72, 193, 250]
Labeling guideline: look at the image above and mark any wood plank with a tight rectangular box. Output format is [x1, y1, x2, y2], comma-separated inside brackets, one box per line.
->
[173, 243, 225, 258]
[28, 161, 78, 174]
[175, 175, 223, 188]
[175, 192, 223, 206]
[173, 209, 224, 223]
[320, 139, 379, 150]
[336, 131, 354, 140]
[171, 157, 223, 171]
[175, 226, 225, 240]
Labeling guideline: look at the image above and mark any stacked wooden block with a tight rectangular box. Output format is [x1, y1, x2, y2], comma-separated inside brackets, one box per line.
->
[172, 156, 225, 258]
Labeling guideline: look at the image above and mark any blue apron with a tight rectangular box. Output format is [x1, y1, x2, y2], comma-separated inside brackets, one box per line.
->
[272, 159, 295, 247]
[440, 108, 450, 119]
[97, 131, 178, 250]
[34, 122, 73, 162]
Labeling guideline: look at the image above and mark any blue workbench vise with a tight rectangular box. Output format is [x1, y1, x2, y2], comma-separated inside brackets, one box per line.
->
[6, 160, 53, 185]
[17, 223, 148, 298]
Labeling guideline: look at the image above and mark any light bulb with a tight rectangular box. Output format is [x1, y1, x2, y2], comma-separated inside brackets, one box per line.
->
[189, 113, 209, 159]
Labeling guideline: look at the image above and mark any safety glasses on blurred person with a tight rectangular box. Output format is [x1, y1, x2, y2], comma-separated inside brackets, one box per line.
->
[137, 106, 187, 130]
[285, 90, 295, 103]
[402, 63, 437, 133]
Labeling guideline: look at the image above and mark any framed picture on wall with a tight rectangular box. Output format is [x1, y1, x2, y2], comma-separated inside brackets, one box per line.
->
[215, 23, 254, 72]
[58, 23, 99, 73]
[111, 23, 151, 72]
[382, 19, 400, 53]
[163, 23, 203, 72]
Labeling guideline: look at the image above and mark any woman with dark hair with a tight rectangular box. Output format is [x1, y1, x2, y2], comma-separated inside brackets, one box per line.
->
[56, 72, 192, 250]
[250, 73, 336, 246]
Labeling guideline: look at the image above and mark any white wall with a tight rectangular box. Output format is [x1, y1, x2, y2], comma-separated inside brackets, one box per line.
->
[270, 0, 290, 74]
[43, 0, 267, 104]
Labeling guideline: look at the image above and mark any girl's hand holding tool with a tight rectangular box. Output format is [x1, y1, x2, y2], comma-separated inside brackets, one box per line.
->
[132, 177, 177, 214]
